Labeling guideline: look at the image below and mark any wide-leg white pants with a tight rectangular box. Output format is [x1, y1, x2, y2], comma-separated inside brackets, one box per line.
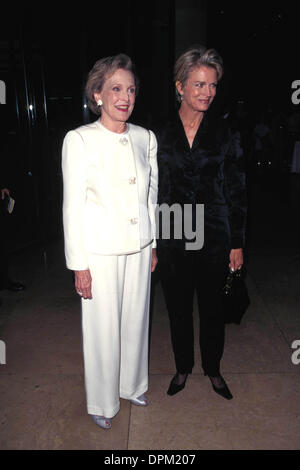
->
[81, 245, 152, 418]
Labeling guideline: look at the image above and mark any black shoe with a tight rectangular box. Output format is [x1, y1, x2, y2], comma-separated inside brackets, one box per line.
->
[167, 372, 188, 396]
[0, 280, 26, 292]
[206, 374, 233, 400]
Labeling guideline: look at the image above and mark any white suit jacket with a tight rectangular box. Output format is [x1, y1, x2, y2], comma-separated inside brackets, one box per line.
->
[62, 120, 158, 270]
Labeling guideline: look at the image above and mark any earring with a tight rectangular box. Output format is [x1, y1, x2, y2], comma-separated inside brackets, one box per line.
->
[97, 99, 103, 106]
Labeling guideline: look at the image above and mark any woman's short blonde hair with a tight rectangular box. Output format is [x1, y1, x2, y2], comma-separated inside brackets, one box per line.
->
[85, 53, 139, 115]
[174, 45, 224, 103]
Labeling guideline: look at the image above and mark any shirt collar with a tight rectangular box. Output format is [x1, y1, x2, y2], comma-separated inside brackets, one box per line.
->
[174, 108, 211, 150]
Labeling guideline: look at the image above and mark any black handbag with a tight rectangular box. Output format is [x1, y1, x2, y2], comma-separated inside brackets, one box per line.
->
[222, 268, 250, 325]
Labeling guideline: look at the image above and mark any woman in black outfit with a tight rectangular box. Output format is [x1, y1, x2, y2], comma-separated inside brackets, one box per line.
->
[156, 45, 247, 399]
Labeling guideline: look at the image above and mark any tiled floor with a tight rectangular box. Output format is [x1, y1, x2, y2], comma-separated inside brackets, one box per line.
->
[0, 183, 300, 450]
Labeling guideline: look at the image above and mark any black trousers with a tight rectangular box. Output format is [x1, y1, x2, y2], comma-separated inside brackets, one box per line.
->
[158, 248, 228, 377]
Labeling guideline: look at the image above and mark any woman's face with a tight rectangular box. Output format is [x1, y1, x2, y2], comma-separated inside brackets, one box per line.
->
[177, 66, 218, 113]
[94, 68, 136, 127]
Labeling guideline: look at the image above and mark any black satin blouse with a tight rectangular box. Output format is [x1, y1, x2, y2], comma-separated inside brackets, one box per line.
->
[156, 108, 247, 262]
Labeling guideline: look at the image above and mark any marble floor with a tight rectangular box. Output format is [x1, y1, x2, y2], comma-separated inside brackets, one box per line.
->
[0, 183, 300, 450]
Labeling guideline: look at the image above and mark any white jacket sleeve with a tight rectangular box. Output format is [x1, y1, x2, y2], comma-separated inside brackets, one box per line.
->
[62, 130, 89, 270]
[148, 130, 158, 248]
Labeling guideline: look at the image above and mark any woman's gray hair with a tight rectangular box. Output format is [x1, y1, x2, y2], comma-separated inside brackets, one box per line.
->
[174, 45, 224, 103]
[85, 53, 139, 115]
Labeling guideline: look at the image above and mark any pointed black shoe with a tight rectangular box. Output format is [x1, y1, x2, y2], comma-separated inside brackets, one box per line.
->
[206, 374, 233, 400]
[167, 373, 188, 396]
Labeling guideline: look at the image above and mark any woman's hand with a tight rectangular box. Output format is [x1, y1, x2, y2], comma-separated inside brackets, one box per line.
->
[75, 269, 92, 299]
[229, 248, 243, 272]
[151, 248, 158, 272]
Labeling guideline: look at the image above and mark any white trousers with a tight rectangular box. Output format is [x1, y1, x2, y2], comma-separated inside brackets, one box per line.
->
[81, 245, 152, 418]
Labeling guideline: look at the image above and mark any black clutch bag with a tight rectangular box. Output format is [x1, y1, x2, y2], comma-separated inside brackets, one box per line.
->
[222, 268, 250, 325]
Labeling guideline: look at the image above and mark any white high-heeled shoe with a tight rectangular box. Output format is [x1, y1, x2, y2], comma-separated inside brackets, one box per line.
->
[130, 393, 149, 406]
[91, 415, 112, 429]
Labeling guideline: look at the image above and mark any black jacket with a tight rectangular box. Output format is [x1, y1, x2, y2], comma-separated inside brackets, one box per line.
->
[156, 108, 247, 261]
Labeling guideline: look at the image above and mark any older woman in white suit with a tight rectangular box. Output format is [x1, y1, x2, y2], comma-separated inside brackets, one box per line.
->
[62, 54, 158, 429]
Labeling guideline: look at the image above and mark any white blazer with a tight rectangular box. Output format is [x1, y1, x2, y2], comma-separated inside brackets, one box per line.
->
[62, 119, 158, 270]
